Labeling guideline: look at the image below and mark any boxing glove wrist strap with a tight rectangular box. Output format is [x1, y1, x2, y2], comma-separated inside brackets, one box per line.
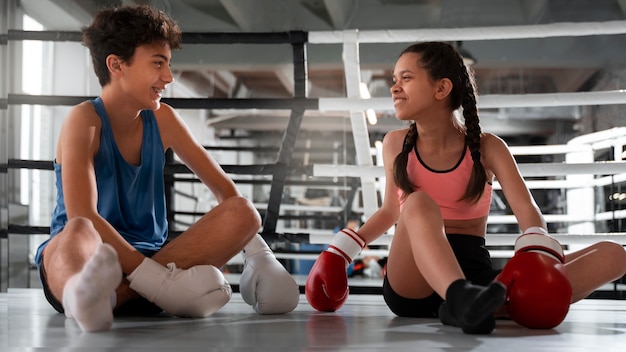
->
[326, 228, 366, 264]
[242, 234, 273, 259]
[127, 258, 168, 302]
[515, 226, 564, 263]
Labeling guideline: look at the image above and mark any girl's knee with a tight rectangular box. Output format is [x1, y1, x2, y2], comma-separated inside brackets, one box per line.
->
[601, 241, 626, 269]
[404, 191, 432, 204]
[401, 192, 441, 218]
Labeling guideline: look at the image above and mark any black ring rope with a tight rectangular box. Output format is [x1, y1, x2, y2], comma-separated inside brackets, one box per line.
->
[7, 94, 319, 110]
[1, 28, 358, 245]
[169, 177, 359, 187]
[7, 158, 347, 179]
[7, 30, 308, 45]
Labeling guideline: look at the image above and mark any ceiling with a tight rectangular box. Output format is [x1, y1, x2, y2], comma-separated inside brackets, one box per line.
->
[19, 0, 626, 145]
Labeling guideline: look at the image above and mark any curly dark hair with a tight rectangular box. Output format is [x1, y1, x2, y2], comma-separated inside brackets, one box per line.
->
[393, 41, 486, 203]
[82, 4, 182, 87]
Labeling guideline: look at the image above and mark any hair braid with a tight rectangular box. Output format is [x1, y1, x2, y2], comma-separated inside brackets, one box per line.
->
[460, 64, 487, 203]
[393, 123, 418, 199]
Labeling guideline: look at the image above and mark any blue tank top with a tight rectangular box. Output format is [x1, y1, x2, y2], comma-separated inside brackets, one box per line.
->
[35, 97, 168, 264]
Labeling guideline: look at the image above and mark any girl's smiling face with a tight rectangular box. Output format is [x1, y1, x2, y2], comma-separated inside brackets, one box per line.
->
[390, 52, 440, 121]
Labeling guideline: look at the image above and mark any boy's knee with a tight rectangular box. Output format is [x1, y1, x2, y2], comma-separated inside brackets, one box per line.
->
[228, 196, 262, 229]
[62, 217, 100, 242]
[66, 217, 94, 230]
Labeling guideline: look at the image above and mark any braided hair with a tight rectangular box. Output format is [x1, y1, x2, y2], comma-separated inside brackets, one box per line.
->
[393, 42, 486, 203]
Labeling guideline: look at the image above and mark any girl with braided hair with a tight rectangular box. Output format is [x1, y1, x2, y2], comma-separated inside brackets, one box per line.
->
[305, 41, 626, 334]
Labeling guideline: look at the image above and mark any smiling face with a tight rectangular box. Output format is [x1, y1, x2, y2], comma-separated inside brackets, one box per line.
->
[390, 53, 441, 122]
[114, 41, 174, 111]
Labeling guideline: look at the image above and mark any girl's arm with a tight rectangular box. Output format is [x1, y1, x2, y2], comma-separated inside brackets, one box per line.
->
[481, 133, 546, 232]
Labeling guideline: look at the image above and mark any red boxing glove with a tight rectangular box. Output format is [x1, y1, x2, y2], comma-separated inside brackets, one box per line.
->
[498, 251, 572, 329]
[305, 228, 366, 312]
[305, 251, 349, 312]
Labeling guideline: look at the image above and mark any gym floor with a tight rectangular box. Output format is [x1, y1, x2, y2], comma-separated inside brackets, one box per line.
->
[2, 282, 625, 351]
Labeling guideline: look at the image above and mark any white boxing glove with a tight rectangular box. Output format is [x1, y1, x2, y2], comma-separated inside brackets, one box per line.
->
[128, 258, 232, 318]
[515, 226, 565, 263]
[239, 234, 300, 314]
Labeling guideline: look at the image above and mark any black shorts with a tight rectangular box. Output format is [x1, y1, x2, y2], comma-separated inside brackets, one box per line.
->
[39, 251, 162, 316]
[383, 233, 501, 318]
[38, 254, 65, 314]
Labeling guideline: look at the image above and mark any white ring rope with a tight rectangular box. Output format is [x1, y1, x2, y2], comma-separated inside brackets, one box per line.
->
[313, 162, 626, 178]
[305, 232, 626, 248]
[308, 20, 626, 43]
[273, 22, 626, 254]
[318, 90, 626, 112]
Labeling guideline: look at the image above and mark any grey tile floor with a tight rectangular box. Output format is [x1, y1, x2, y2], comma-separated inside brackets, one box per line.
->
[2, 288, 626, 351]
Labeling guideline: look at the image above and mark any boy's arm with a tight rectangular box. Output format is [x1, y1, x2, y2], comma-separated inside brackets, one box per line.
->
[156, 103, 240, 203]
[58, 103, 145, 273]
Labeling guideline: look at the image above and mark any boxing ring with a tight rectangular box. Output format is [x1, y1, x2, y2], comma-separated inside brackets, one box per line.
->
[1, 9, 626, 350]
[2, 16, 626, 289]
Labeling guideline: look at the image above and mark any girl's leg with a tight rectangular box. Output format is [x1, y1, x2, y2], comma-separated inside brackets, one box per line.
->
[386, 192, 462, 299]
[564, 241, 626, 302]
[385, 192, 505, 334]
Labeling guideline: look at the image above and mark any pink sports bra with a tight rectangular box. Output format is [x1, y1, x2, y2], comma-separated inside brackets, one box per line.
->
[399, 146, 492, 220]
